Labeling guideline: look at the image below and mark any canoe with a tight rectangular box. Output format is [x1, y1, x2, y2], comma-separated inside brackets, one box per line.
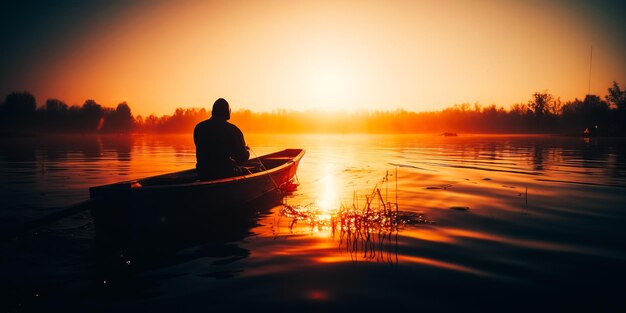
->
[89, 148, 305, 242]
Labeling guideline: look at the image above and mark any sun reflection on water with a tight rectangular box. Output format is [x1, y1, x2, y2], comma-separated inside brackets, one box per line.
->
[280, 171, 433, 262]
[316, 165, 340, 216]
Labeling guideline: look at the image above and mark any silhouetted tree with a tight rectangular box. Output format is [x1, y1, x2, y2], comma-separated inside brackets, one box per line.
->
[45, 99, 68, 112]
[103, 102, 133, 132]
[606, 81, 626, 110]
[38, 99, 69, 131]
[528, 91, 555, 130]
[0, 92, 37, 131]
[143, 114, 160, 132]
[583, 95, 610, 133]
[562, 95, 611, 135]
[605, 81, 626, 134]
[547, 97, 562, 116]
[78, 99, 105, 132]
[561, 99, 581, 134]
[2, 92, 36, 116]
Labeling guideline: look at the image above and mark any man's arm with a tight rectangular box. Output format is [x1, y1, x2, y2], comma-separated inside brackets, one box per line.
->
[231, 126, 250, 164]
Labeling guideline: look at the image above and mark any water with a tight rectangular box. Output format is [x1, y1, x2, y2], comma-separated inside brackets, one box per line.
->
[1, 134, 626, 312]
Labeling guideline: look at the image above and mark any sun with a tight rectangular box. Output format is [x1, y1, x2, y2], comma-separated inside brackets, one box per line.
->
[305, 63, 358, 110]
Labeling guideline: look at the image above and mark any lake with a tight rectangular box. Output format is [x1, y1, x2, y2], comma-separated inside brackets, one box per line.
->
[1, 134, 625, 312]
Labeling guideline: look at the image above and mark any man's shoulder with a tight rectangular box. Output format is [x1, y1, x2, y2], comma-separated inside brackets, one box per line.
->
[225, 121, 243, 133]
[194, 119, 212, 133]
[196, 119, 210, 126]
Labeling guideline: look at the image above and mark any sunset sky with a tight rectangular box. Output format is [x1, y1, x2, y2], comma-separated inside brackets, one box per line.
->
[1, 0, 625, 116]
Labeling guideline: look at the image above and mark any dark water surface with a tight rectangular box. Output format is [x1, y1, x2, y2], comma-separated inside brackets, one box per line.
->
[1, 134, 625, 312]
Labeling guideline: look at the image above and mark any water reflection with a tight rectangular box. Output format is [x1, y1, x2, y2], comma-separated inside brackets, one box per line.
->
[280, 174, 433, 264]
[1, 134, 626, 311]
[317, 165, 339, 214]
[94, 191, 284, 283]
[0, 135, 197, 227]
[0, 191, 284, 312]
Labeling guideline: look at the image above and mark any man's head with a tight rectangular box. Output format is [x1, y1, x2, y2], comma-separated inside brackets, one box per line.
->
[212, 98, 230, 120]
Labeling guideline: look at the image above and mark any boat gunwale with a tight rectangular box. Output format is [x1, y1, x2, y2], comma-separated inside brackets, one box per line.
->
[90, 149, 305, 194]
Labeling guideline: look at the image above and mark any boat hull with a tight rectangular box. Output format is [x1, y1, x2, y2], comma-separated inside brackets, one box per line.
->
[90, 149, 304, 243]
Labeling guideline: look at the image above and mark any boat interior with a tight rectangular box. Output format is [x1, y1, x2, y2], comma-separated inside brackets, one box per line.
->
[134, 149, 303, 187]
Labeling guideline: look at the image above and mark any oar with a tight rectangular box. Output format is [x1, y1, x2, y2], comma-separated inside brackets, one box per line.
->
[0, 200, 93, 240]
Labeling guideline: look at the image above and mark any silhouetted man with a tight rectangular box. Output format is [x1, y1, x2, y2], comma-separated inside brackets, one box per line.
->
[194, 98, 249, 180]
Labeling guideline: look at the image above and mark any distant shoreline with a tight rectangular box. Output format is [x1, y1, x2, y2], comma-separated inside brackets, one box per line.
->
[2, 131, 625, 138]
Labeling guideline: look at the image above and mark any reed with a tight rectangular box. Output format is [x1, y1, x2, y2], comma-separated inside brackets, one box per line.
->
[280, 170, 432, 263]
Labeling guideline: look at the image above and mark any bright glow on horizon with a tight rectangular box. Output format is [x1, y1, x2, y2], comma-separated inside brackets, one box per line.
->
[306, 63, 359, 111]
[2, 0, 625, 116]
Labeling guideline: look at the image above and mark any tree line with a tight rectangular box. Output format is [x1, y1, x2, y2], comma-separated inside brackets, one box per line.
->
[1, 82, 625, 135]
[0, 94, 133, 134]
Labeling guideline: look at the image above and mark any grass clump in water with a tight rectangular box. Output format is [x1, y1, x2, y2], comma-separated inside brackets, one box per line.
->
[281, 170, 433, 262]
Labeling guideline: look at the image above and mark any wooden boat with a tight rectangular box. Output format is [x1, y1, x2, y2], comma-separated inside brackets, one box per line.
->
[89, 148, 305, 242]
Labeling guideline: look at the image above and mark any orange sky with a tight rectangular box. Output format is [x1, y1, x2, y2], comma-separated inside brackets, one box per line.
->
[2, 0, 625, 116]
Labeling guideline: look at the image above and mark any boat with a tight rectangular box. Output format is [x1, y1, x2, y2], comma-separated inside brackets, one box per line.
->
[89, 148, 305, 242]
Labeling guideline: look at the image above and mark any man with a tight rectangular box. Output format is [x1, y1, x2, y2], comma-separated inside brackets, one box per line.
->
[194, 98, 249, 180]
